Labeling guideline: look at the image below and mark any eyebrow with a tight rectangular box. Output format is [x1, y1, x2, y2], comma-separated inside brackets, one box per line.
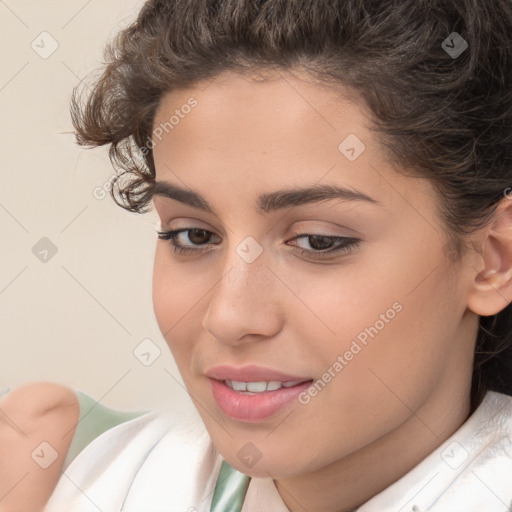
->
[150, 180, 380, 215]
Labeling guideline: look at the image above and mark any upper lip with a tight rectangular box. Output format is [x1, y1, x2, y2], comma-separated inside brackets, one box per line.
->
[205, 364, 312, 383]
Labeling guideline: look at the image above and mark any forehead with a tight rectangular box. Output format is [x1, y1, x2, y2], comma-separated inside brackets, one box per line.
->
[153, 70, 372, 170]
[152, 69, 370, 150]
[150, 70, 437, 223]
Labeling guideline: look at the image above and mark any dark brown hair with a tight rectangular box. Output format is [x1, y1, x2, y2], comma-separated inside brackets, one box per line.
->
[70, 0, 512, 411]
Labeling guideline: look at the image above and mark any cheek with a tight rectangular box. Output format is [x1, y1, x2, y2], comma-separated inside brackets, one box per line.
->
[361, 274, 459, 390]
[152, 247, 206, 358]
[319, 268, 458, 425]
[295, 248, 457, 415]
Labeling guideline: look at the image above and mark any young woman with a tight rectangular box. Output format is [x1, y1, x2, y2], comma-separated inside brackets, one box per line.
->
[45, 0, 512, 511]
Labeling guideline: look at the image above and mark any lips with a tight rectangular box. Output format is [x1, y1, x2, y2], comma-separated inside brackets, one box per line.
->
[205, 364, 311, 383]
[205, 365, 313, 422]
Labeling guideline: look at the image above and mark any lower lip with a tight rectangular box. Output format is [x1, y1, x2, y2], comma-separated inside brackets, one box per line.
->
[209, 378, 313, 422]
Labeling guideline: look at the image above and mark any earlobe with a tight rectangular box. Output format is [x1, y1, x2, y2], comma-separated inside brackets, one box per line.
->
[467, 198, 512, 317]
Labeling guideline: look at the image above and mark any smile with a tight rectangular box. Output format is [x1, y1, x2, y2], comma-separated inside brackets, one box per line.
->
[204, 365, 314, 422]
[224, 379, 306, 393]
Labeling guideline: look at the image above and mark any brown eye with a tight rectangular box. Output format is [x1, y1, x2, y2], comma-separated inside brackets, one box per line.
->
[306, 235, 337, 250]
[289, 234, 360, 259]
[157, 228, 220, 255]
[187, 228, 211, 244]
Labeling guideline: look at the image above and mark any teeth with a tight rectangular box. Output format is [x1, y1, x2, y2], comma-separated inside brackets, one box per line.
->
[246, 381, 268, 392]
[282, 380, 303, 388]
[224, 380, 304, 393]
[230, 380, 248, 391]
[266, 381, 282, 391]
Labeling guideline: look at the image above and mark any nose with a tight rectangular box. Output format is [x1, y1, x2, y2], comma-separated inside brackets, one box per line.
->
[201, 244, 284, 346]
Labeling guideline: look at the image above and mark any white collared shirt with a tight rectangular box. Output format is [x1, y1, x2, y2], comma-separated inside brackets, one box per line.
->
[45, 391, 512, 512]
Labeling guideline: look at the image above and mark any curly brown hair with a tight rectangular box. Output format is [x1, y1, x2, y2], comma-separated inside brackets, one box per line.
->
[70, 0, 512, 411]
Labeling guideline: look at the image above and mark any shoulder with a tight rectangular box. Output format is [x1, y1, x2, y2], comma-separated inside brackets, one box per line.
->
[45, 408, 220, 512]
[59, 406, 210, 474]
[430, 391, 512, 511]
[473, 390, 512, 438]
[359, 391, 512, 512]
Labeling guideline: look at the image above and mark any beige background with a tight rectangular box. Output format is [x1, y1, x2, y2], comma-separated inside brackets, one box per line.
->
[0, 0, 194, 415]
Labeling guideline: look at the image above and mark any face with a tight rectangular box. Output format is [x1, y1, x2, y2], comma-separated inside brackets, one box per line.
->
[151, 70, 477, 479]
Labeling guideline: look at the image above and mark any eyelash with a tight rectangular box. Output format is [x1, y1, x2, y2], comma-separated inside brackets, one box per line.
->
[156, 228, 360, 260]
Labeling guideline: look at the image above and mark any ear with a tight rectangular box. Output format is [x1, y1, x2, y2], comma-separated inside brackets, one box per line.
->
[467, 197, 512, 316]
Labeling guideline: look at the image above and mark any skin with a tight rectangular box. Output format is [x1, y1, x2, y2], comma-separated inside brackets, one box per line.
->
[0, 383, 79, 512]
[151, 69, 512, 512]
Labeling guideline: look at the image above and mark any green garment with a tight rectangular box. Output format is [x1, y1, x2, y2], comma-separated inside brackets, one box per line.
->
[62, 391, 146, 469]
[62, 391, 252, 511]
